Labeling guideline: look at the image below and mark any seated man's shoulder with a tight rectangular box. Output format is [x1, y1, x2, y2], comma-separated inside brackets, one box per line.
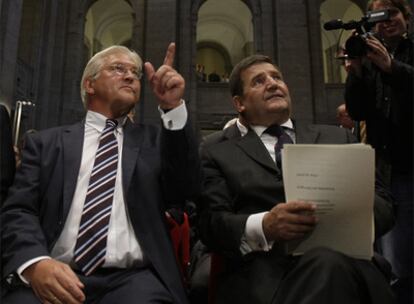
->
[24, 124, 73, 143]
[202, 130, 226, 146]
[201, 126, 240, 151]
[305, 123, 356, 143]
[309, 123, 345, 133]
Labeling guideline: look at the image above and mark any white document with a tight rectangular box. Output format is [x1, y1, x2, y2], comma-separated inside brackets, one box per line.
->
[282, 144, 375, 260]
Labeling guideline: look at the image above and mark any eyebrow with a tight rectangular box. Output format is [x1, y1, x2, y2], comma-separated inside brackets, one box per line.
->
[110, 62, 139, 68]
[250, 70, 282, 82]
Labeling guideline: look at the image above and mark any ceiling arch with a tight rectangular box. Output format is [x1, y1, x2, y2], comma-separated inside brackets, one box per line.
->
[84, 0, 133, 55]
[197, 0, 254, 65]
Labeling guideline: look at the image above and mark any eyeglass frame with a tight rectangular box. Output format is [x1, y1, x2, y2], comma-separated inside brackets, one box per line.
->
[102, 63, 143, 80]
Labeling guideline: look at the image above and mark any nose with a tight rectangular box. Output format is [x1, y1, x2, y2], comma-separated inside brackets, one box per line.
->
[123, 69, 135, 82]
[125, 68, 134, 77]
[265, 75, 278, 89]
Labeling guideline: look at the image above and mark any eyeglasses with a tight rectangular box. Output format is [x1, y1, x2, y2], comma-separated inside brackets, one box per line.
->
[105, 63, 142, 80]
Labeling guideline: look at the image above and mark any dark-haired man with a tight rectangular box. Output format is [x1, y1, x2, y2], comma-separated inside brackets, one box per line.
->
[198, 54, 396, 304]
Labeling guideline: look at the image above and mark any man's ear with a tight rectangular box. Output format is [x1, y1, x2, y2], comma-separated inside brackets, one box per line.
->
[84, 78, 95, 95]
[232, 96, 245, 114]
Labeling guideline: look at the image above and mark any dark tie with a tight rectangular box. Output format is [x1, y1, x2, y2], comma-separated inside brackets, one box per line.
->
[74, 119, 118, 276]
[264, 125, 293, 169]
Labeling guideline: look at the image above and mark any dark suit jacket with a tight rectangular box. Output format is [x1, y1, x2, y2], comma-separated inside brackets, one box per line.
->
[0, 104, 15, 205]
[198, 122, 395, 304]
[1, 119, 200, 303]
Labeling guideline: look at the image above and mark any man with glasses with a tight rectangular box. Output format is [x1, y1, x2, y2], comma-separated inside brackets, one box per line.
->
[345, 1, 413, 303]
[1, 43, 200, 304]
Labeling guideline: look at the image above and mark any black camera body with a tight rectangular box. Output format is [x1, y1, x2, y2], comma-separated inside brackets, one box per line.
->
[324, 9, 391, 58]
[345, 31, 381, 58]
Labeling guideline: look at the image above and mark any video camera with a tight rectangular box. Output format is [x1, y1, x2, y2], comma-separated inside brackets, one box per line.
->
[323, 9, 390, 58]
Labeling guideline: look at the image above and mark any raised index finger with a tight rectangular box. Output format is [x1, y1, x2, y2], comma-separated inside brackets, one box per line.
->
[163, 42, 176, 66]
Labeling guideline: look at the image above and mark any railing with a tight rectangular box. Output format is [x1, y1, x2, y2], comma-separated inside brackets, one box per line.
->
[12, 100, 36, 146]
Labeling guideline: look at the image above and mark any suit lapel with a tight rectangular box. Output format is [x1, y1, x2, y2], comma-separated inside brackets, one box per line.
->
[235, 128, 279, 173]
[226, 121, 320, 173]
[62, 122, 84, 218]
[122, 120, 142, 193]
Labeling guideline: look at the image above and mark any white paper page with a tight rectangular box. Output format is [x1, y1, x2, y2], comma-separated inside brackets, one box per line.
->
[282, 144, 375, 260]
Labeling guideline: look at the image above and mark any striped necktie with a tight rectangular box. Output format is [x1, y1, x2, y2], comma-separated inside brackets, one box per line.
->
[74, 119, 118, 276]
[359, 121, 367, 143]
[265, 125, 293, 169]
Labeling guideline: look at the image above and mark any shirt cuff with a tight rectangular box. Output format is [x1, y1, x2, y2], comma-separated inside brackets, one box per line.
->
[158, 100, 187, 130]
[240, 212, 274, 255]
[17, 256, 51, 285]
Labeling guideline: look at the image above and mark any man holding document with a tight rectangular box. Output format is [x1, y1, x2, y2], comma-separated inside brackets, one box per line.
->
[198, 55, 396, 304]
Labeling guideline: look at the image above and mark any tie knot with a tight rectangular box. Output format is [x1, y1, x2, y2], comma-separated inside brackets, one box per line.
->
[105, 119, 118, 131]
[264, 125, 284, 137]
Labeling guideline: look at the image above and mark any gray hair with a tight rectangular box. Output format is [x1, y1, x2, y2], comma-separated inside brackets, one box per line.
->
[80, 45, 143, 107]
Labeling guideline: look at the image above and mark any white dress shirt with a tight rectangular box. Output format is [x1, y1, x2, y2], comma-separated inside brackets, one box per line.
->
[234, 119, 296, 255]
[18, 101, 187, 282]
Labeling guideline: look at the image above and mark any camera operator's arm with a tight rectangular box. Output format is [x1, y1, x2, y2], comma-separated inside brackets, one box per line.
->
[366, 35, 413, 104]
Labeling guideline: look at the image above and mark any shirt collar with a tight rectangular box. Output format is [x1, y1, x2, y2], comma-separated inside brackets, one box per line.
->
[236, 118, 294, 137]
[86, 110, 127, 134]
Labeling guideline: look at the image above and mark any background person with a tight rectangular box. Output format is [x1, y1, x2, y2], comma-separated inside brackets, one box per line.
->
[345, 1, 413, 302]
[336, 103, 355, 130]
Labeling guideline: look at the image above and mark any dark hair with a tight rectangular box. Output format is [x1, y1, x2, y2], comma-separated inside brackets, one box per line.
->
[229, 54, 274, 97]
[367, 0, 412, 20]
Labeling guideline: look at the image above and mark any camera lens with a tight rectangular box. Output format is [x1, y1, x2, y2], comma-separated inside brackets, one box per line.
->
[345, 35, 367, 58]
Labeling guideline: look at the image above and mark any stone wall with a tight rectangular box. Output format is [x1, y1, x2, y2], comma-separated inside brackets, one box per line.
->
[0, 0, 351, 135]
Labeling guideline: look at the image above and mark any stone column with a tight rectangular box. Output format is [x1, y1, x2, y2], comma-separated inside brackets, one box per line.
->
[274, 0, 315, 124]
[141, 0, 178, 124]
[0, 0, 23, 109]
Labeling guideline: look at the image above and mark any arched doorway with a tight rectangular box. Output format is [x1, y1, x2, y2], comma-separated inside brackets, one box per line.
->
[320, 0, 364, 83]
[84, 0, 134, 59]
[196, 0, 254, 82]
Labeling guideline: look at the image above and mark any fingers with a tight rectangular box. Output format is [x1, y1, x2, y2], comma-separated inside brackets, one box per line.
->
[46, 279, 83, 304]
[365, 38, 392, 73]
[63, 265, 84, 289]
[158, 68, 183, 92]
[145, 62, 177, 91]
[284, 201, 317, 213]
[263, 202, 318, 242]
[163, 42, 176, 66]
[59, 266, 85, 301]
[145, 42, 184, 107]
[26, 259, 85, 304]
[366, 37, 387, 55]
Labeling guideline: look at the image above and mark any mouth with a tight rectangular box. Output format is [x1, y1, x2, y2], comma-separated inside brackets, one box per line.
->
[120, 86, 136, 94]
[382, 22, 397, 31]
[265, 92, 285, 101]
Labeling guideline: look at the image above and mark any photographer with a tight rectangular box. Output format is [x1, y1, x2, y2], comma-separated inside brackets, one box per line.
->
[345, 1, 413, 303]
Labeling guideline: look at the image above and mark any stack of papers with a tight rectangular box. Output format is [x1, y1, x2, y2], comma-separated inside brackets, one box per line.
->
[282, 144, 375, 260]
